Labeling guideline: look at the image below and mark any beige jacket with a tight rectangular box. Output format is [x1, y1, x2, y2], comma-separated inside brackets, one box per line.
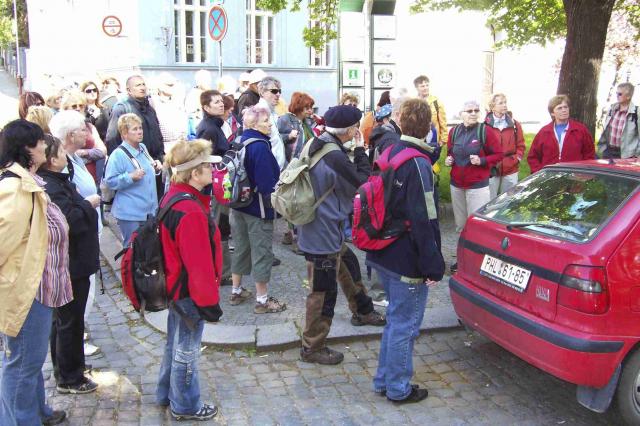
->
[0, 163, 48, 337]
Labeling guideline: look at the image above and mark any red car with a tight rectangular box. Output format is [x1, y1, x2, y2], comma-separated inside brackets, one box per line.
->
[450, 159, 640, 425]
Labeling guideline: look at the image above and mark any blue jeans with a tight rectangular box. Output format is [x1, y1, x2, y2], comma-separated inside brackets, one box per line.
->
[0, 299, 54, 426]
[372, 269, 429, 400]
[156, 298, 205, 415]
[117, 219, 145, 247]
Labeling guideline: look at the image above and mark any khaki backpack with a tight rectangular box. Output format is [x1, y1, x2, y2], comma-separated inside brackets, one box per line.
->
[271, 139, 341, 225]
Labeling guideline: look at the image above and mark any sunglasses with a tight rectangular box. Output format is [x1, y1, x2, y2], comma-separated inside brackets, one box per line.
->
[70, 104, 85, 110]
[84, 88, 98, 94]
[464, 109, 480, 114]
[269, 89, 282, 95]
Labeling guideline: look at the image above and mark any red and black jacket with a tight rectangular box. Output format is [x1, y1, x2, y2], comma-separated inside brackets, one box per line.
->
[159, 183, 222, 321]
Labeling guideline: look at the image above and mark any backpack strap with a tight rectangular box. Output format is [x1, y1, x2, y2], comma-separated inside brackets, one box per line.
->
[387, 147, 431, 170]
[157, 192, 198, 223]
[116, 144, 143, 169]
[309, 141, 342, 168]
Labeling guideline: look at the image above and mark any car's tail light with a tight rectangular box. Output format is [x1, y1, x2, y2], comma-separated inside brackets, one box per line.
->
[557, 265, 609, 314]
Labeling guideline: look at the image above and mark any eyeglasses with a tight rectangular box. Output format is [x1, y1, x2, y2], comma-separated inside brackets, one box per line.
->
[269, 89, 282, 95]
[70, 104, 85, 110]
[464, 109, 480, 114]
[84, 88, 98, 94]
[616, 92, 626, 97]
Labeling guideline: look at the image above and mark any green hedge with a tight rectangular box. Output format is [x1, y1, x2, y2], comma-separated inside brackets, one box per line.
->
[437, 133, 535, 202]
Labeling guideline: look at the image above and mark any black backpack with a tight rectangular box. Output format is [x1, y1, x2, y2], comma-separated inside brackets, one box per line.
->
[116, 192, 203, 328]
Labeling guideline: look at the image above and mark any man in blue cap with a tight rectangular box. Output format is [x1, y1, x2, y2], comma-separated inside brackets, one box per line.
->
[298, 105, 376, 365]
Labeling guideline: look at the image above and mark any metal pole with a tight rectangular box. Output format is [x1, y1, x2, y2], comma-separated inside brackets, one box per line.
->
[13, 0, 23, 94]
[218, 41, 222, 79]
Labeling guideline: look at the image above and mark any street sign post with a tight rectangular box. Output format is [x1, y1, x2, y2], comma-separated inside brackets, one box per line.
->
[102, 15, 123, 37]
[208, 5, 228, 78]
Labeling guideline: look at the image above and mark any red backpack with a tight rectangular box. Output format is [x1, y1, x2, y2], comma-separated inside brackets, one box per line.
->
[352, 146, 430, 251]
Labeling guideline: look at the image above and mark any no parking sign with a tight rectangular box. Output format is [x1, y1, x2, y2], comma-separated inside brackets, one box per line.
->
[208, 5, 228, 42]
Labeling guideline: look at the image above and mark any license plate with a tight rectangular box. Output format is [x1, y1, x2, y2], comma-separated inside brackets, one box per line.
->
[480, 254, 532, 293]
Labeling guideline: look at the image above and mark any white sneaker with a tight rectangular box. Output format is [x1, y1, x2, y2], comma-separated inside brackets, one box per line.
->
[84, 343, 101, 356]
[372, 299, 389, 308]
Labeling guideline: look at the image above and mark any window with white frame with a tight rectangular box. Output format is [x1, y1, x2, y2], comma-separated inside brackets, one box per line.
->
[246, 0, 275, 64]
[174, 0, 211, 63]
[309, 21, 331, 67]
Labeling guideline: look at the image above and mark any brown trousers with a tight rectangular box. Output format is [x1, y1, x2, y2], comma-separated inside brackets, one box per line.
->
[302, 244, 374, 351]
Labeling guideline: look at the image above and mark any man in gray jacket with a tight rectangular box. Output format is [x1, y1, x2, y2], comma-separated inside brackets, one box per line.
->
[598, 82, 639, 159]
[298, 105, 378, 365]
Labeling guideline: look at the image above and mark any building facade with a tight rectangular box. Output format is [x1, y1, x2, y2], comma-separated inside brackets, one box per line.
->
[24, 0, 338, 111]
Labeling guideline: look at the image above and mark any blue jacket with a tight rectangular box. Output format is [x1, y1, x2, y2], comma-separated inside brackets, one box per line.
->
[234, 129, 280, 220]
[366, 138, 445, 282]
[104, 142, 158, 221]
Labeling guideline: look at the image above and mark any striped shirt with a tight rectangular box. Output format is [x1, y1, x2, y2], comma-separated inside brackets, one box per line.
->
[609, 107, 628, 148]
[32, 174, 73, 308]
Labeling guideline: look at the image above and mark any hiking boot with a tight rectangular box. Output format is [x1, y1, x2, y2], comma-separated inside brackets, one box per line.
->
[351, 310, 386, 326]
[300, 346, 344, 365]
[57, 377, 98, 394]
[42, 410, 67, 426]
[254, 296, 287, 314]
[220, 276, 232, 286]
[229, 287, 252, 305]
[282, 231, 293, 245]
[388, 386, 429, 404]
[171, 403, 218, 421]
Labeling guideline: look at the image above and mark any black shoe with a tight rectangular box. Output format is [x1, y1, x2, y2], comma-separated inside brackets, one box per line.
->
[171, 403, 218, 421]
[450, 262, 458, 274]
[388, 386, 428, 404]
[377, 384, 419, 397]
[42, 410, 67, 425]
[351, 310, 386, 326]
[220, 277, 232, 286]
[272, 257, 282, 267]
[56, 377, 98, 394]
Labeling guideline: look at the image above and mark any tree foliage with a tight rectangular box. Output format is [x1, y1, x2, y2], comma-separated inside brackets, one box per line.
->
[411, 0, 566, 48]
[258, 0, 338, 50]
[0, 0, 29, 49]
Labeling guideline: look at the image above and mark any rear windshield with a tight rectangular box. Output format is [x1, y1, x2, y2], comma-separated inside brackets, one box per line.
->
[478, 169, 639, 242]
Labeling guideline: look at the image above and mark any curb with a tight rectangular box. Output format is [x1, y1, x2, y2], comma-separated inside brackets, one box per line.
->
[100, 219, 462, 351]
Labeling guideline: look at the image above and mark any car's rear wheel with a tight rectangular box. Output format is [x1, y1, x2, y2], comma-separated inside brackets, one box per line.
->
[616, 348, 640, 425]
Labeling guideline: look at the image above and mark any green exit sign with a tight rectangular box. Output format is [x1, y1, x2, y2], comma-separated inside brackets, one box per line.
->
[348, 69, 359, 79]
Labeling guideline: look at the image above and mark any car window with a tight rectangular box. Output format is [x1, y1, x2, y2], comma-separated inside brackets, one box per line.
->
[479, 170, 639, 242]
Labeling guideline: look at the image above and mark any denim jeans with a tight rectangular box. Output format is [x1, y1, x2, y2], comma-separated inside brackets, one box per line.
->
[156, 298, 205, 415]
[0, 299, 55, 426]
[372, 269, 429, 400]
[117, 219, 145, 247]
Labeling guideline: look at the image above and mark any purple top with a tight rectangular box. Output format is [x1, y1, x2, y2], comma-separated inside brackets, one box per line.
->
[32, 173, 73, 308]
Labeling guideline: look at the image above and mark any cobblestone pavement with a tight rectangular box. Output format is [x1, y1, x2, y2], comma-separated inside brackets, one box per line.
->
[0, 257, 620, 425]
[105, 214, 459, 327]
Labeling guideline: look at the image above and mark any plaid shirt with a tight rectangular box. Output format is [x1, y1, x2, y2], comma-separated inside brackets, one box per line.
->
[608, 107, 629, 148]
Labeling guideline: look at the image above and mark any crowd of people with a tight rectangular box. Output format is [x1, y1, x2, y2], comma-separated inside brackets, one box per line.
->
[0, 66, 637, 423]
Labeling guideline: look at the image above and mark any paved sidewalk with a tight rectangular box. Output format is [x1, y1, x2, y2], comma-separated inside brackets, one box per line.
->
[0, 69, 19, 126]
[100, 212, 461, 350]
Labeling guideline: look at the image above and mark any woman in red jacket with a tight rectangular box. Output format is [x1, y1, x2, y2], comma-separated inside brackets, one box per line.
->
[485, 93, 526, 198]
[527, 95, 595, 174]
[445, 100, 503, 235]
[156, 139, 223, 421]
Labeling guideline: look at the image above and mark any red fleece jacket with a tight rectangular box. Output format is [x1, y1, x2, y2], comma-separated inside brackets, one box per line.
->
[527, 119, 595, 174]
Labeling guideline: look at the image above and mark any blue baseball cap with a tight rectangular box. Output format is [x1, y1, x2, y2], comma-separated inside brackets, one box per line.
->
[375, 104, 392, 121]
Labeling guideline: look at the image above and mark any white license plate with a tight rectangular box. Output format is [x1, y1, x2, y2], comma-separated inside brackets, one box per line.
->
[480, 254, 532, 293]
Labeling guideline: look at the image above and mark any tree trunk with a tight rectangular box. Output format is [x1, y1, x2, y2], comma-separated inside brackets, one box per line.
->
[558, 0, 616, 136]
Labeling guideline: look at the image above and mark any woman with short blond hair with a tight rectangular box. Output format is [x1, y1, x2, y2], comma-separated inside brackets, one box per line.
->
[25, 105, 53, 134]
[104, 113, 162, 246]
[157, 139, 222, 421]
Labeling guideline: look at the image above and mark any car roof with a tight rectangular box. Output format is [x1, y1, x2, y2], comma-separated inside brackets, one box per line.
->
[545, 159, 640, 178]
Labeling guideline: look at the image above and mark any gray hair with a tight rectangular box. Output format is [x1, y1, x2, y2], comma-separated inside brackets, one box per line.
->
[258, 76, 281, 93]
[618, 82, 635, 98]
[461, 99, 480, 112]
[391, 95, 408, 123]
[49, 110, 86, 141]
[325, 126, 354, 137]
